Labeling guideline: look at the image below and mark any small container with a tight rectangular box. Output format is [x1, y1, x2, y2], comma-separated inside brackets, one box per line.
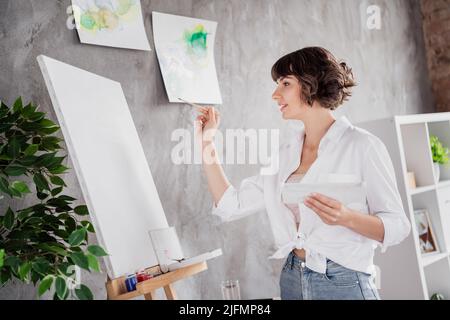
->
[221, 280, 241, 300]
[125, 274, 137, 292]
[136, 271, 153, 283]
[407, 172, 416, 189]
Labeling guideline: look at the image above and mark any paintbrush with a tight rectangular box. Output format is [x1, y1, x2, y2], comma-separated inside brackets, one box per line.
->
[177, 97, 220, 116]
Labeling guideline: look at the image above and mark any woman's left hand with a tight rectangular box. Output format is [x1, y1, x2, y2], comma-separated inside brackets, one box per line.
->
[304, 193, 353, 227]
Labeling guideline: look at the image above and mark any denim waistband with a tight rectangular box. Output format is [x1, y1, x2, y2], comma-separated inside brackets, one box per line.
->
[286, 251, 335, 269]
[284, 251, 372, 280]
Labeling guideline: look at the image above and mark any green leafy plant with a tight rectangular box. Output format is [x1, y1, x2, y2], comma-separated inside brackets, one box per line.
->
[430, 135, 449, 165]
[430, 292, 445, 300]
[0, 97, 107, 300]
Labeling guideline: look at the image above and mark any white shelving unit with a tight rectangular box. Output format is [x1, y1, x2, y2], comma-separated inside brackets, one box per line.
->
[358, 112, 450, 300]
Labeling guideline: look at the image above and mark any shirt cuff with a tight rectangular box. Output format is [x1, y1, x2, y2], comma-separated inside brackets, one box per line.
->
[375, 213, 411, 253]
[211, 185, 237, 220]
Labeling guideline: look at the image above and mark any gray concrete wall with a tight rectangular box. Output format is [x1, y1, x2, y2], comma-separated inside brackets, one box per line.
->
[0, 0, 434, 299]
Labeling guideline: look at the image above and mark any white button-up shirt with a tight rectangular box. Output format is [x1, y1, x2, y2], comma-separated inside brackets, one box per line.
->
[212, 115, 411, 275]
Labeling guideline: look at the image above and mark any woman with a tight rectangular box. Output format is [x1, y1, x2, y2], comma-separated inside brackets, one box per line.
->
[194, 47, 411, 300]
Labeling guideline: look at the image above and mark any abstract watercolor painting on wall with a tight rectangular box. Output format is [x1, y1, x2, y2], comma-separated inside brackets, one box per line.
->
[152, 12, 223, 104]
[72, 0, 151, 50]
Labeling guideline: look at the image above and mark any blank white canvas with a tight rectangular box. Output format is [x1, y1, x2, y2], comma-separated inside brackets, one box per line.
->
[72, 0, 151, 51]
[152, 11, 222, 104]
[37, 55, 168, 279]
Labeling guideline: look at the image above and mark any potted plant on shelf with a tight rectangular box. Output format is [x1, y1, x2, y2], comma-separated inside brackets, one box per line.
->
[0, 97, 107, 300]
[430, 135, 449, 182]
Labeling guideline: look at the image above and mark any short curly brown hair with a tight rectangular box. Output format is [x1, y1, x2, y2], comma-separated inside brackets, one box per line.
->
[271, 47, 356, 110]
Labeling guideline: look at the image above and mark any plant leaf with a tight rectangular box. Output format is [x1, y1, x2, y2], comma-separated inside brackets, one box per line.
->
[65, 217, 77, 234]
[22, 103, 37, 118]
[23, 144, 39, 156]
[51, 186, 63, 196]
[17, 208, 33, 221]
[39, 127, 60, 135]
[39, 119, 57, 128]
[86, 253, 100, 272]
[54, 229, 69, 240]
[7, 137, 21, 159]
[48, 165, 69, 174]
[68, 228, 86, 246]
[18, 261, 32, 281]
[4, 165, 27, 176]
[0, 123, 13, 134]
[0, 249, 4, 268]
[36, 191, 49, 200]
[37, 243, 68, 256]
[13, 97, 23, 113]
[69, 252, 89, 270]
[0, 269, 11, 285]
[0, 154, 13, 161]
[49, 175, 66, 187]
[29, 112, 45, 122]
[75, 284, 93, 300]
[8, 186, 22, 198]
[4, 256, 21, 276]
[30, 270, 41, 285]
[17, 155, 37, 166]
[58, 195, 76, 201]
[38, 275, 54, 297]
[11, 181, 31, 194]
[0, 177, 10, 196]
[32, 258, 50, 275]
[87, 245, 108, 257]
[23, 216, 42, 225]
[55, 276, 67, 300]
[4, 207, 15, 230]
[80, 220, 95, 233]
[74, 205, 89, 216]
[34, 152, 57, 168]
[33, 173, 50, 191]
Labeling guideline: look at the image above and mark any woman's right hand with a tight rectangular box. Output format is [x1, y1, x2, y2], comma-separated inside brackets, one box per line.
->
[195, 106, 221, 143]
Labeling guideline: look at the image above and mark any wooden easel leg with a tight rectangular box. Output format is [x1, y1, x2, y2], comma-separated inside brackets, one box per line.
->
[144, 291, 157, 300]
[163, 284, 177, 300]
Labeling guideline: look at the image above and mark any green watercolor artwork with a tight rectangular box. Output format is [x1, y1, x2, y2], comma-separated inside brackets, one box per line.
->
[77, 0, 137, 32]
[152, 12, 223, 105]
[183, 24, 208, 58]
[72, 0, 151, 50]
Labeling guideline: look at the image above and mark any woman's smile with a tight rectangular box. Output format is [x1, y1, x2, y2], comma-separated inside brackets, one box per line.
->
[279, 104, 288, 112]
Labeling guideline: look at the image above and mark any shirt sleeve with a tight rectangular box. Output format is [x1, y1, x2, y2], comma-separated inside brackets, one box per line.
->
[363, 137, 411, 253]
[211, 174, 265, 222]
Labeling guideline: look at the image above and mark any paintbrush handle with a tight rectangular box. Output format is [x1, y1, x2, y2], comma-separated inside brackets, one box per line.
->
[177, 98, 220, 116]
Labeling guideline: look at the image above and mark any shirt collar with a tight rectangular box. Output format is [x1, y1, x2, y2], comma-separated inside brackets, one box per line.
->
[294, 115, 353, 156]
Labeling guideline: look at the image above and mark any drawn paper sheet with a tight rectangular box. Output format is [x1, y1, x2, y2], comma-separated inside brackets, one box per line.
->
[72, 0, 151, 51]
[152, 11, 222, 104]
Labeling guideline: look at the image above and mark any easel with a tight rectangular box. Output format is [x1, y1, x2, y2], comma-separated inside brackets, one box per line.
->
[105, 261, 208, 300]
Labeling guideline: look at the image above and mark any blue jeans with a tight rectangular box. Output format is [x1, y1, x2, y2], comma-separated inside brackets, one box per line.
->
[280, 251, 380, 300]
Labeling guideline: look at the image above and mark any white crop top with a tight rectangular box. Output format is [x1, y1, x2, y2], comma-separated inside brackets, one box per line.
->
[283, 173, 305, 224]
